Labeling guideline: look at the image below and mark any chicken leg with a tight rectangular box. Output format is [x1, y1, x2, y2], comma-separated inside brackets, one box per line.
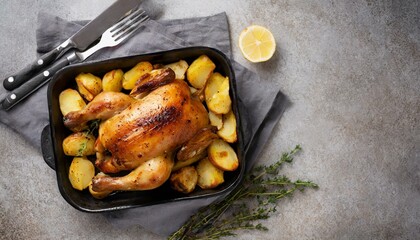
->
[91, 153, 174, 192]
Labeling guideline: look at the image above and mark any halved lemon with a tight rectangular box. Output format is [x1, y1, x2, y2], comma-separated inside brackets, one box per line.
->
[238, 25, 276, 63]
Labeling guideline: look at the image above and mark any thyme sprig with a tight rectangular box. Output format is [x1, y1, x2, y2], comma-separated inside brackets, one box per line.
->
[169, 145, 318, 240]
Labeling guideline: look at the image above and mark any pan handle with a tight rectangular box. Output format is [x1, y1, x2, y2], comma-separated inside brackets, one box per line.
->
[41, 125, 56, 170]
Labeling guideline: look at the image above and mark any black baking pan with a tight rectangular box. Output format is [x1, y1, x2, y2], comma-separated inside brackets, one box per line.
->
[42, 46, 245, 212]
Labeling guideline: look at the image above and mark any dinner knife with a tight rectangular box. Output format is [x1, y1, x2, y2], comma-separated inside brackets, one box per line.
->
[1, 8, 149, 111]
[3, 0, 142, 91]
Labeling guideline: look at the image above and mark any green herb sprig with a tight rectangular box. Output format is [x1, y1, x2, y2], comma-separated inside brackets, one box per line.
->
[169, 145, 318, 240]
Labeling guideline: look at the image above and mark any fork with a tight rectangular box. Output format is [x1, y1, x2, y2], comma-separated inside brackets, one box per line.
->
[74, 8, 149, 63]
[2, 8, 149, 111]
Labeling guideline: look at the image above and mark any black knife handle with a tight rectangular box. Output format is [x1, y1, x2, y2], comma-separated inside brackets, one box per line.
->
[3, 41, 75, 91]
[2, 55, 71, 111]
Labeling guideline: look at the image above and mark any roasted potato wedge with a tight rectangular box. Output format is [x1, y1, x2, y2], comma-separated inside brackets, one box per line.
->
[165, 60, 189, 80]
[208, 139, 239, 171]
[122, 61, 153, 90]
[59, 89, 86, 116]
[177, 127, 219, 162]
[62, 132, 96, 156]
[76, 73, 102, 101]
[102, 69, 123, 92]
[187, 55, 216, 89]
[205, 72, 231, 114]
[217, 110, 237, 143]
[196, 157, 224, 189]
[209, 110, 223, 130]
[170, 166, 198, 194]
[69, 157, 95, 191]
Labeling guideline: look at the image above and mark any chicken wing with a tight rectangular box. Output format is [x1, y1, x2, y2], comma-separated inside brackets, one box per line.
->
[64, 91, 134, 132]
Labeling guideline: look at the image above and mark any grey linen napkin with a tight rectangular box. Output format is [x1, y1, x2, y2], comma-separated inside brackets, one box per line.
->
[0, 10, 289, 236]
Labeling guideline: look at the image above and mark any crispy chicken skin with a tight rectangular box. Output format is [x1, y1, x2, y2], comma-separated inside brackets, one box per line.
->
[96, 79, 209, 173]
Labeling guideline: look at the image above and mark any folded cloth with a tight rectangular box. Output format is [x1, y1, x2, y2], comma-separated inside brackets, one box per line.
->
[0, 8, 289, 236]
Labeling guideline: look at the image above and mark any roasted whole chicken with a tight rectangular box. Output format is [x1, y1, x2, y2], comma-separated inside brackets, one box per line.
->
[64, 68, 209, 193]
[60, 55, 239, 198]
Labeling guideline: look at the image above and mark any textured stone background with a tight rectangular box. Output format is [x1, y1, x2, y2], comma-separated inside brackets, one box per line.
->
[0, 0, 419, 239]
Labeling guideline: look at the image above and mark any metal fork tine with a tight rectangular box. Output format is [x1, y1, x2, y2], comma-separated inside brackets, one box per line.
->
[114, 15, 149, 42]
[111, 10, 146, 37]
[109, 8, 145, 33]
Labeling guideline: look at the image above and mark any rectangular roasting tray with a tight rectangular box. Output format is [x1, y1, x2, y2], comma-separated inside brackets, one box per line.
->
[42, 46, 246, 212]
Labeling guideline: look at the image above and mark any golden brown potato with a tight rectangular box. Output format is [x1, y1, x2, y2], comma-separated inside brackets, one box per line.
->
[209, 110, 223, 130]
[165, 60, 189, 80]
[59, 89, 86, 116]
[187, 55, 216, 89]
[62, 132, 96, 156]
[122, 61, 153, 90]
[177, 127, 219, 162]
[76, 73, 102, 101]
[217, 110, 237, 143]
[102, 69, 123, 92]
[196, 157, 224, 189]
[69, 157, 95, 191]
[170, 166, 198, 194]
[205, 72, 232, 114]
[208, 139, 239, 171]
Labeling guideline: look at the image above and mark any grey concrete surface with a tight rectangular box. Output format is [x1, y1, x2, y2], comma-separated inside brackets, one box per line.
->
[1, 0, 419, 239]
